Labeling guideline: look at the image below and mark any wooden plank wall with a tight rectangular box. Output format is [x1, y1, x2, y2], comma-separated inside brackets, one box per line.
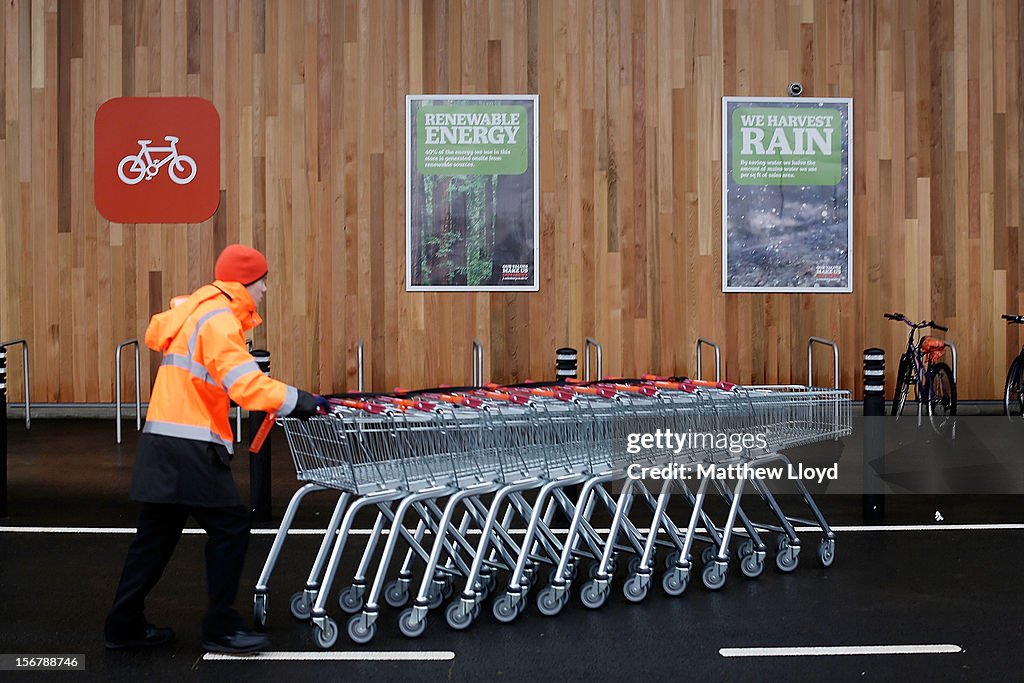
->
[0, 0, 1022, 403]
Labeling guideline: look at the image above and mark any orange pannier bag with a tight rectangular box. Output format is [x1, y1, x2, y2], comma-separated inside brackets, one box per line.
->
[920, 336, 946, 364]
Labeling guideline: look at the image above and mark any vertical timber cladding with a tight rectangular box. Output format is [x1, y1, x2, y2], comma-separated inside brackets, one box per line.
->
[0, 1, 1021, 400]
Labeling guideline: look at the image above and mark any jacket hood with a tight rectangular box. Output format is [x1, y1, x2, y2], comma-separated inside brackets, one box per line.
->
[144, 280, 263, 353]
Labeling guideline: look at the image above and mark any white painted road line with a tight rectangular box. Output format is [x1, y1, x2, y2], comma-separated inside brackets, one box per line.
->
[2, 523, 1024, 535]
[719, 644, 963, 658]
[203, 651, 455, 662]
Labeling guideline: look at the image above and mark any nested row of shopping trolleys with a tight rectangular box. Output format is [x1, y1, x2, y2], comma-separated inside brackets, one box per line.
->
[250, 377, 851, 648]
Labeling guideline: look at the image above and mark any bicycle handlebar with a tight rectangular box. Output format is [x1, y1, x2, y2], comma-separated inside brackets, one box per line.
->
[884, 312, 949, 332]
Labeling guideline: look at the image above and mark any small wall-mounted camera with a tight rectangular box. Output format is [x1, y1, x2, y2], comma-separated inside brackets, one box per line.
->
[787, 82, 804, 97]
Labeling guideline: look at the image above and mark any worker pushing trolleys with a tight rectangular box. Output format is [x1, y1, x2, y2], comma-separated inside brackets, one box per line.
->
[104, 244, 328, 654]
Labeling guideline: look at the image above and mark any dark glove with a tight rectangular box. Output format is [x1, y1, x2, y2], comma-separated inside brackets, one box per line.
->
[291, 390, 330, 419]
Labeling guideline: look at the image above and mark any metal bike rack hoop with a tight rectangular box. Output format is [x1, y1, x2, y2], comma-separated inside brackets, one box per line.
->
[472, 339, 484, 387]
[944, 341, 957, 382]
[807, 336, 840, 389]
[0, 339, 30, 430]
[115, 339, 141, 444]
[357, 340, 365, 392]
[696, 338, 721, 382]
[585, 337, 603, 382]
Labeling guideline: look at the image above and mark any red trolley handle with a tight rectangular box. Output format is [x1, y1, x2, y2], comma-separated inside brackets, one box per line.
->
[249, 412, 277, 453]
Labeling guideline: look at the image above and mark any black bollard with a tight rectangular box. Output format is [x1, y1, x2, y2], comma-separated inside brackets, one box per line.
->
[862, 348, 885, 521]
[1, 348, 7, 518]
[248, 349, 273, 522]
[556, 347, 578, 381]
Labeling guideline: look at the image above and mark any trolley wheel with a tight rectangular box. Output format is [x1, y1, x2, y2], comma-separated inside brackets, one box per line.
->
[521, 569, 536, 592]
[346, 614, 376, 645]
[740, 553, 765, 579]
[776, 534, 792, 553]
[817, 538, 836, 567]
[550, 567, 570, 584]
[630, 555, 655, 575]
[398, 608, 426, 638]
[313, 618, 339, 649]
[588, 559, 615, 580]
[445, 601, 474, 630]
[587, 555, 617, 577]
[516, 596, 528, 615]
[338, 585, 363, 614]
[622, 575, 649, 603]
[579, 580, 607, 610]
[701, 545, 718, 565]
[702, 562, 727, 591]
[427, 581, 446, 610]
[662, 569, 688, 596]
[289, 591, 312, 620]
[384, 580, 408, 608]
[492, 594, 518, 624]
[536, 586, 563, 617]
[737, 539, 755, 560]
[776, 547, 799, 573]
[663, 549, 681, 571]
[253, 593, 268, 629]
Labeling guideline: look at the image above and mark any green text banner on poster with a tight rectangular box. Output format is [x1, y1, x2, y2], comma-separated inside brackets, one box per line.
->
[417, 105, 528, 176]
[407, 95, 539, 291]
[722, 97, 853, 293]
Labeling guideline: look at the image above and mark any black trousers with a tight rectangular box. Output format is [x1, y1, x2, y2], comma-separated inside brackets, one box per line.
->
[105, 502, 251, 641]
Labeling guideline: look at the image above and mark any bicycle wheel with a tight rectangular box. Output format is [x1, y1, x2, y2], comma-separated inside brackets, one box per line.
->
[169, 154, 197, 184]
[891, 353, 915, 416]
[117, 155, 147, 184]
[1004, 356, 1024, 418]
[926, 362, 957, 433]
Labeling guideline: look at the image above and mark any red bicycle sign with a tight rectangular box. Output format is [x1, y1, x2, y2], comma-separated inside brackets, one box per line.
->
[95, 97, 220, 223]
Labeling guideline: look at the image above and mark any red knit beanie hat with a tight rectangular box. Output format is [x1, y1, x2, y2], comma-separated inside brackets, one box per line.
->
[215, 244, 268, 285]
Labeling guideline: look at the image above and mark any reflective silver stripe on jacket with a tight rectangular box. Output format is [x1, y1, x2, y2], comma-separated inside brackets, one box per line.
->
[222, 360, 262, 393]
[160, 353, 220, 389]
[280, 385, 299, 416]
[187, 307, 233, 358]
[143, 419, 235, 454]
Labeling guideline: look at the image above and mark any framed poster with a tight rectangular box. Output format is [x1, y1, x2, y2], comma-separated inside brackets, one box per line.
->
[722, 97, 853, 292]
[406, 95, 539, 291]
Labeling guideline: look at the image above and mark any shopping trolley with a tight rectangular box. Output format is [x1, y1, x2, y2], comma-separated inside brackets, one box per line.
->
[265, 376, 851, 648]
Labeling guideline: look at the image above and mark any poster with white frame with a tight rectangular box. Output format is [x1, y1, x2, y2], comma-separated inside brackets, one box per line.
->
[722, 96, 853, 293]
[406, 94, 539, 292]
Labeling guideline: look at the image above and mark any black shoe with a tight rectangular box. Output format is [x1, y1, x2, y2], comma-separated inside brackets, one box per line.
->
[105, 624, 176, 650]
[202, 629, 270, 654]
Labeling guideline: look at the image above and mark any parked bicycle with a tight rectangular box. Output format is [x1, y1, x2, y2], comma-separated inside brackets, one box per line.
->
[884, 313, 956, 431]
[1001, 314, 1024, 418]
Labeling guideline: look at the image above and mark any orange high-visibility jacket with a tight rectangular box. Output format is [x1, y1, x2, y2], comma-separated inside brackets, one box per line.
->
[142, 280, 298, 453]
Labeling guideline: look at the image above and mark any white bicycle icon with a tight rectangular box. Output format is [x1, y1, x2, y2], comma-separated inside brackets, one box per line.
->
[117, 136, 198, 185]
